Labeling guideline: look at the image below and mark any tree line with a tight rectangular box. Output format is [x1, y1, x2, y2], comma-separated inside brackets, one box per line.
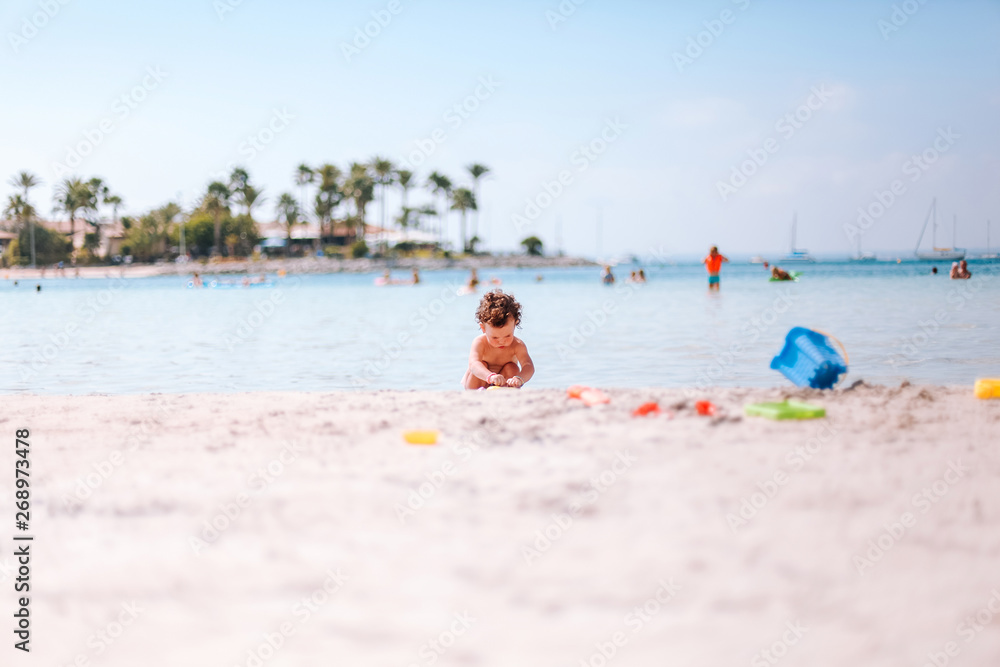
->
[2, 159, 492, 266]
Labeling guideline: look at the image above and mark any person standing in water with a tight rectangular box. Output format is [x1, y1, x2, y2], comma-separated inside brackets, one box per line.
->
[702, 245, 728, 291]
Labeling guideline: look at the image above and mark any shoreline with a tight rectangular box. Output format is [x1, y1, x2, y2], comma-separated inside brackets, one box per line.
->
[2, 254, 597, 280]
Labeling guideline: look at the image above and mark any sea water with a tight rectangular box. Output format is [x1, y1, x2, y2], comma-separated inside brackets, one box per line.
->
[2, 262, 998, 394]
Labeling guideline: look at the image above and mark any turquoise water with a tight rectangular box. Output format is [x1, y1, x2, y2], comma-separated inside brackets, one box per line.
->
[2, 261, 998, 394]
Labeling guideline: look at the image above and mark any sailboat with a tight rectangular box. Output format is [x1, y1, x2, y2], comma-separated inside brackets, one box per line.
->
[980, 220, 998, 260]
[849, 234, 877, 262]
[782, 213, 816, 262]
[915, 198, 965, 261]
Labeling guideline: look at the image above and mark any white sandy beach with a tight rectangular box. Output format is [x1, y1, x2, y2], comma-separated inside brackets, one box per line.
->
[4, 383, 1000, 666]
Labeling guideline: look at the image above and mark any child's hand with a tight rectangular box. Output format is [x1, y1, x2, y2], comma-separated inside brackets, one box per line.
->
[488, 373, 505, 387]
[506, 376, 523, 388]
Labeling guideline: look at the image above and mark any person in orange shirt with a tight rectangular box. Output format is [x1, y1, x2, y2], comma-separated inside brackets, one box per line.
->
[702, 245, 728, 291]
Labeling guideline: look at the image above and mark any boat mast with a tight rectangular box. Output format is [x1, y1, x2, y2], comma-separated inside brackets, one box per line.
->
[932, 200, 937, 248]
[915, 198, 935, 253]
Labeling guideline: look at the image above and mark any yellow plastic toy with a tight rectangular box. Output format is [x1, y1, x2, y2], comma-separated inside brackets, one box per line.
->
[403, 430, 439, 445]
[974, 379, 1000, 399]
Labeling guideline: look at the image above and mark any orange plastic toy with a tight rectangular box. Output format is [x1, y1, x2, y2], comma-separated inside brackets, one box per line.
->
[567, 385, 610, 406]
[632, 402, 661, 417]
[695, 401, 716, 416]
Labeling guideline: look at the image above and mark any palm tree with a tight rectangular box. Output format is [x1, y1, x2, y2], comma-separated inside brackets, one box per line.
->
[204, 181, 231, 254]
[396, 169, 413, 231]
[371, 157, 395, 246]
[229, 166, 249, 192]
[344, 162, 374, 243]
[4, 195, 36, 265]
[450, 187, 477, 253]
[313, 163, 343, 241]
[8, 171, 41, 200]
[427, 172, 452, 247]
[295, 164, 314, 223]
[8, 171, 41, 266]
[81, 178, 110, 251]
[105, 194, 123, 224]
[466, 164, 490, 244]
[397, 205, 435, 241]
[238, 185, 265, 223]
[275, 193, 301, 242]
[54, 177, 90, 244]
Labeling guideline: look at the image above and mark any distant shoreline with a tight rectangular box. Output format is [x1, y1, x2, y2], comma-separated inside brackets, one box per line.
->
[3, 254, 597, 279]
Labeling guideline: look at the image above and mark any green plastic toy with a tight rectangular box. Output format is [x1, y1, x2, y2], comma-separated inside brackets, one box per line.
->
[744, 400, 826, 420]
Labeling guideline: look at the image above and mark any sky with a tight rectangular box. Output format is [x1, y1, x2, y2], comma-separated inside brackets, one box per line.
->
[1, 0, 998, 259]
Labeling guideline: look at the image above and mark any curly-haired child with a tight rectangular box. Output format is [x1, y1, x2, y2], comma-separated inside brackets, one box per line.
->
[462, 289, 535, 389]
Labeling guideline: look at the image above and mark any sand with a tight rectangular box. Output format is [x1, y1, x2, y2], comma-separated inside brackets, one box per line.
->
[3, 383, 999, 666]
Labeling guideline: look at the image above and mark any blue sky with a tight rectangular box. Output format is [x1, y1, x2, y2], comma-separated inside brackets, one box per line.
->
[1, 0, 998, 258]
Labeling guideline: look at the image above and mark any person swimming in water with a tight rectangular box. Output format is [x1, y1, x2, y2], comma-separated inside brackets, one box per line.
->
[702, 246, 728, 291]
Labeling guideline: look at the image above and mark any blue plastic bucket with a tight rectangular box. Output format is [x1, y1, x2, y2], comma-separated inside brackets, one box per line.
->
[770, 327, 848, 389]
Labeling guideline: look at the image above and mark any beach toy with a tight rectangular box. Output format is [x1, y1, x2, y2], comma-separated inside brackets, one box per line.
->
[695, 400, 716, 416]
[402, 430, 439, 445]
[632, 402, 661, 417]
[567, 385, 609, 406]
[974, 379, 1000, 399]
[770, 327, 848, 390]
[486, 385, 517, 391]
[769, 271, 801, 282]
[745, 401, 826, 420]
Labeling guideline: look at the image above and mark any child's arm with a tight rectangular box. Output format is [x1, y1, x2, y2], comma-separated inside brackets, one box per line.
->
[508, 341, 535, 387]
[721, 255, 729, 263]
[468, 338, 504, 386]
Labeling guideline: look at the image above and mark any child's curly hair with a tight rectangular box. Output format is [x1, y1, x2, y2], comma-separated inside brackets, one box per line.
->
[475, 289, 522, 328]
